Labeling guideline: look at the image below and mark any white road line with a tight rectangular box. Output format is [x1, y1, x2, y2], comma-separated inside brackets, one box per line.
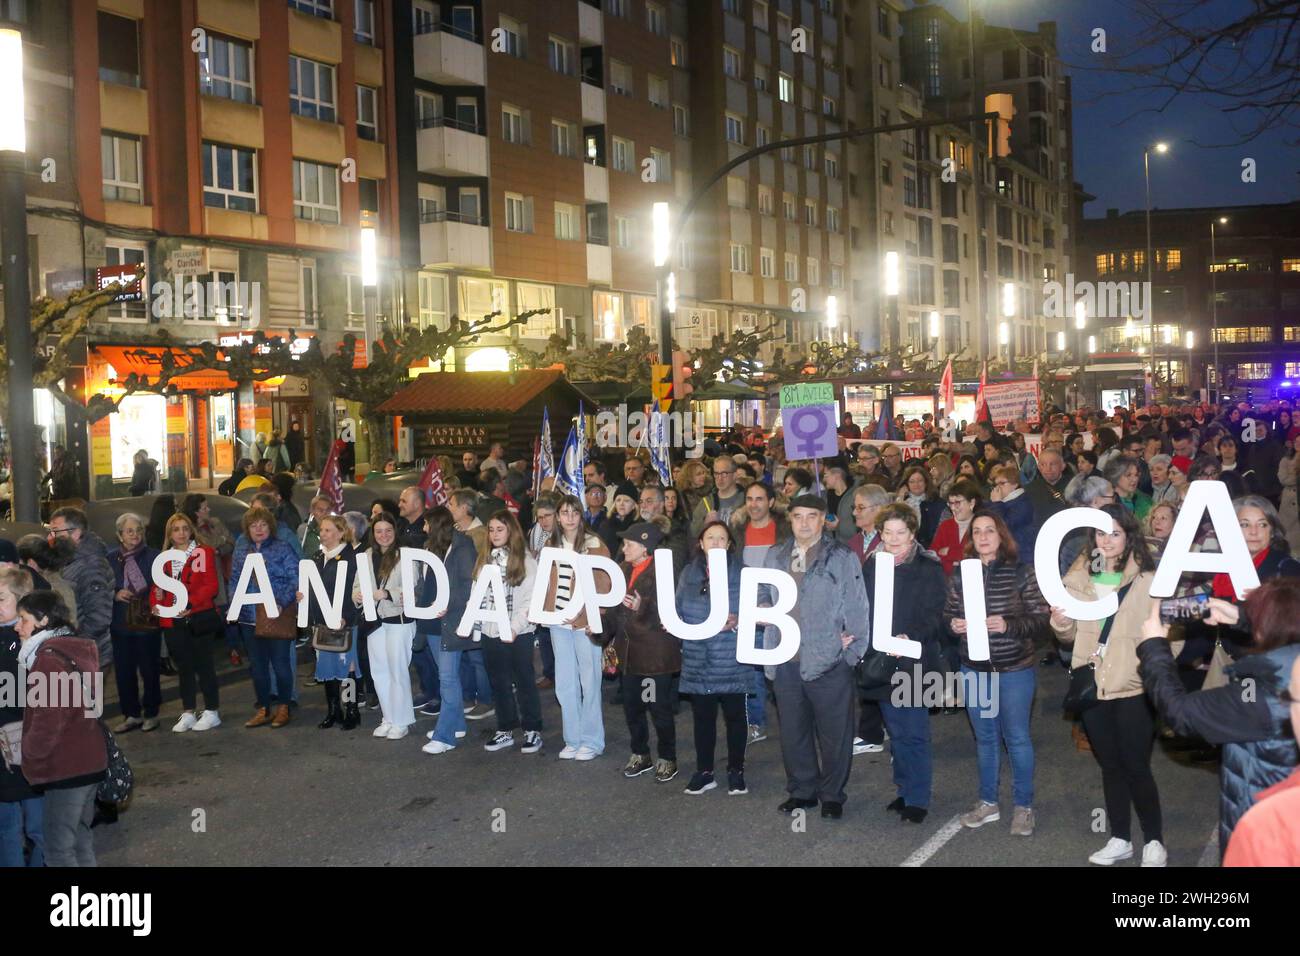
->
[1197, 826, 1219, 867]
[900, 815, 965, 867]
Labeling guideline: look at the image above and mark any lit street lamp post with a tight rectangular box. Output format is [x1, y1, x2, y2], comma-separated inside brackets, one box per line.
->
[1210, 216, 1227, 400]
[1144, 141, 1169, 401]
[0, 28, 37, 523]
[1075, 300, 1088, 409]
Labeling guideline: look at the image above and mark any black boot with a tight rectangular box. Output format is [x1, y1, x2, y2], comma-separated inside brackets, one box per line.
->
[341, 701, 361, 730]
[318, 680, 341, 729]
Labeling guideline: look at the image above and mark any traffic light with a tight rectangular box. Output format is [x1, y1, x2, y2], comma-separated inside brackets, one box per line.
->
[985, 93, 1015, 158]
[651, 362, 673, 413]
[672, 350, 694, 405]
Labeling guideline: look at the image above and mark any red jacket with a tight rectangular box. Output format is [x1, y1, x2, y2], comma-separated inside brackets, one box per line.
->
[1223, 770, 1300, 867]
[21, 634, 108, 789]
[930, 518, 969, 577]
[150, 545, 219, 626]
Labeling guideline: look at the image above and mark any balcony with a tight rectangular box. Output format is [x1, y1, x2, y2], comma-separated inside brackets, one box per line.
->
[416, 118, 488, 177]
[581, 81, 605, 125]
[583, 163, 608, 203]
[587, 243, 612, 284]
[578, 1, 602, 45]
[414, 25, 485, 86]
[420, 211, 491, 270]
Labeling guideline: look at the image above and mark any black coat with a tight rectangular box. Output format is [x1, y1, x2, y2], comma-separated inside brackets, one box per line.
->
[128, 461, 157, 496]
[305, 547, 358, 628]
[861, 547, 947, 700]
[0, 625, 38, 803]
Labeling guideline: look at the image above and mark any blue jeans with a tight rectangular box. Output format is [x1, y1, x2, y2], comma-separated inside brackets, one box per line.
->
[412, 643, 440, 701]
[243, 624, 295, 708]
[550, 626, 605, 752]
[266, 640, 299, 704]
[881, 702, 933, 809]
[431, 647, 467, 745]
[537, 626, 555, 680]
[460, 648, 492, 707]
[0, 797, 44, 867]
[746, 667, 767, 727]
[964, 665, 1036, 808]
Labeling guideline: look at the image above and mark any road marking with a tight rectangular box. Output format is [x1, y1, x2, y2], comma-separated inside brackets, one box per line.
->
[1197, 826, 1219, 867]
[900, 815, 964, 867]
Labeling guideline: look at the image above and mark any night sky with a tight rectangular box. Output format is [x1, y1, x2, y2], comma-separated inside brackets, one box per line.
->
[936, 0, 1298, 216]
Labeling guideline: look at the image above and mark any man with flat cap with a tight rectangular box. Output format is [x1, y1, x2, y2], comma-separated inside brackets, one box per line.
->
[760, 494, 870, 819]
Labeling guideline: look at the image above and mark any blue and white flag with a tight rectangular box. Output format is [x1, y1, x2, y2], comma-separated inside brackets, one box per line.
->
[648, 400, 672, 486]
[554, 425, 584, 500]
[533, 406, 556, 499]
[574, 401, 587, 500]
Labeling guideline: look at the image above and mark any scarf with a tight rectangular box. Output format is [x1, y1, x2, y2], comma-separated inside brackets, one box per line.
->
[1213, 548, 1267, 600]
[17, 626, 73, 670]
[483, 547, 514, 617]
[121, 543, 148, 594]
[321, 542, 346, 561]
[170, 541, 198, 578]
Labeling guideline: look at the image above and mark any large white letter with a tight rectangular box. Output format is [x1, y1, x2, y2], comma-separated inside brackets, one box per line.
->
[869, 553, 922, 659]
[353, 555, 378, 621]
[572, 553, 626, 634]
[958, 559, 991, 662]
[1151, 480, 1260, 598]
[226, 552, 277, 622]
[527, 548, 577, 627]
[656, 547, 729, 640]
[736, 567, 800, 665]
[400, 547, 447, 619]
[525, 547, 627, 629]
[297, 558, 348, 629]
[457, 563, 512, 641]
[150, 550, 190, 619]
[1034, 507, 1116, 621]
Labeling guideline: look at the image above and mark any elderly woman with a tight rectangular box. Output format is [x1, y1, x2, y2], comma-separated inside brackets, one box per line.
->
[861, 503, 947, 822]
[106, 513, 162, 733]
[1147, 454, 1179, 506]
[1105, 454, 1152, 521]
[231, 506, 300, 729]
[1144, 502, 1178, 558]
[944, 509, 1050, 838]
[896, 465, 945, 548]
[987, 464, 1035, 561]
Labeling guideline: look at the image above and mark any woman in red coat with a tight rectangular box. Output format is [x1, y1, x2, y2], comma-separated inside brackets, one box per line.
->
[930, 478, 983, 576]
[150, 513, 222, 733]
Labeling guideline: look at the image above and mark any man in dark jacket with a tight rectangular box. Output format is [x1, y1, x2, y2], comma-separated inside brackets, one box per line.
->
[396, 486, 429, 548]
[47, 508, 114, 669]
[1024, 447, 1071, 535]
[638, 485, 687, 582]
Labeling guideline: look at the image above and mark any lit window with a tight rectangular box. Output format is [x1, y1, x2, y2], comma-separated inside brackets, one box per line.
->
[356, 86, 379, 141]
[292, 159, 339, 222]
[548, 36, 575, 75]
[199, 35, 254, 103]
[778, 73, 794, 103]
[101, 133, 142, 203]
[505, 192, 533, 232]
[730, 243, 750, 273]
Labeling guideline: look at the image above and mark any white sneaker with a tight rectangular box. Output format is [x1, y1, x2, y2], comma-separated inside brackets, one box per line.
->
[1141, 840, 1168, 867]
[192, 710, 221, 732]
[455, 729, 467, 739]
[422, 739, 455, 754]
[1089, 837, 1134, 866]
[172, 712, 198, 733]
[574, 746, 598, 761]
[386, 724, 409, 740]
[558, 745, 579, 760]
[852, 736, 884, 755]
[373, 721, 393, 738]
[484, 731, 515, 751]
[521, 731, 543, 754]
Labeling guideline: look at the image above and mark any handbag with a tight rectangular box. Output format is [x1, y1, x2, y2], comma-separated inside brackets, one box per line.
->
[312, 624, 353, 653]
[0, 720, 21, 770]
[602, 642, 619, 676]
[124, 595, 156, 631]
[255, 600, 299, 640]
[98, 725, 134, 805]
[1063, 582, 1133, 716]
[855, 650, 901, 691]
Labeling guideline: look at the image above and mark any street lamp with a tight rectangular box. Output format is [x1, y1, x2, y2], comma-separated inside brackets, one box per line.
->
[928, 309, 940, 356]
[1075, 300, 1088, 410]
[1144, 141, 1169, 400]
[1210, 216, 1228, 400]
[826, 294, 839, 342]
[1001, 282, 1015, 366]
[883, 250, 900, 349]
[360, 211, 379, 367]
[653, 201, 672, 364]
[0, 27, 37, 522]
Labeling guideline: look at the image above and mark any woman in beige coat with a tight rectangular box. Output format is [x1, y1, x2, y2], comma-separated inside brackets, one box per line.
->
[1050, 503, 1165, 868]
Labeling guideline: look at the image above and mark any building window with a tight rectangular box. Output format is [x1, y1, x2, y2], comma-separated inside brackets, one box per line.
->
[1236, 363, 1272, 380]
[548, 36, 575, 75]
[289, 0, 333, 18]
[830, 265, 843, 288]
[804, 145, 817, 170]
[723, 0, 742, 13]
[607, 0, 629, 16]
[554, 202, 580, 240]
[412, 0, 438, 35]
[101, 133, 142, 203]
[289, 56, 336, 122]
[760, 247, 775, 278]
[725, 114, 745, 144]
[359, 177, 379, 213]
[551, 119, 576, 158]
[1156, 248, 1182, 272]
[806, 258, 819, 285]
[673, 104, 690, 136]
[724, 47, 742, 78]
[501, 104, 529, 144]
[1212, 326, 1273, 344]
[648, 74, 669, 109]
[826, 207, 840, 233]
[199, 35, 254, 103]
[98, 12, 141, 87]
[651, 148, 672, 182]
[877, 4, 890, 36]
[499, 15, 526, 58]
[881, 160, 892, 185]
[754, 63, 769, 92]
[784, 253, 798, 281]
[804, 200, 818, 226]
[612, 137, 634, 172]
[104, 243, 148, 321]
[201, 141, 257, 211]
[610, 60, 633, 96]
[753, 0, 769, 25]
[758, 186, 773, 215]
[505, 193, 533, 232]
[778, 73, 794, 103]
[730, 243, 750, 273]
[756, 125, 770, 147]
[292, 159, 340, 223]
[677, 237, 694, 270]
[354, 0, 375, 44]
[782, 193, 795, 220]
[646, 1, 667, 35]
[670, 37, 687, 67]
[616, 216, 634, 248]
[1283, 258, 1300, 273]
[824, 153, 839, 179]
[822, 96, 836, 117]
[593, 290, 624, 341]
[356, 86, 378, 140]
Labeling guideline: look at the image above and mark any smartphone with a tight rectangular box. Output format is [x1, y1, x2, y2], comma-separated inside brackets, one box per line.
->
[1158, 591, 1211, 625]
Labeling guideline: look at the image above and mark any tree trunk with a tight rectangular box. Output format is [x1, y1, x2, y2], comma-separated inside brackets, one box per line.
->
[364, 411, 390, 474]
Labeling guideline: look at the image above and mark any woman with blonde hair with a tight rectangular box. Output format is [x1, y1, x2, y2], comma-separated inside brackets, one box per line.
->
[678, 460, 713, 518]
[151, 512, 221, 733]
[300, 514, 361, 730]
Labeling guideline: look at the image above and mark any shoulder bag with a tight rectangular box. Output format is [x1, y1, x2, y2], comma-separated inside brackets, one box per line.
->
[124, 595, 157, 631]
[312, 624, 353, 653]
[255, 600, 300, 639]
[1063, 582, 1133, 716]
[0, 720, 21, 769]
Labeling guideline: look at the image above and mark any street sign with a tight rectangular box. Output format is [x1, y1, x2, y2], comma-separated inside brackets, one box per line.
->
[779, 381, 834, 409]
[94, 263, 143, 302]
[44, 268, 85, 298]
[169, 247, 207, 276]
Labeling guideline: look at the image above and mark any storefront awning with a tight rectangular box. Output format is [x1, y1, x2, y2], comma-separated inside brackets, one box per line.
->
[93, 345, 240, 392]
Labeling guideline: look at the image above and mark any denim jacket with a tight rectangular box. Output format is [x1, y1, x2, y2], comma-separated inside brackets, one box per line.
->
[760, 533, 871, 681]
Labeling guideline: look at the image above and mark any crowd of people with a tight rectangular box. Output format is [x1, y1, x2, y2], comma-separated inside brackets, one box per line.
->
[2, 401, 1299, 867]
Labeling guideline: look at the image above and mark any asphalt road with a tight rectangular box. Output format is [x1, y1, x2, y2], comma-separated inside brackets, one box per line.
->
[95, 656, 1221, 867]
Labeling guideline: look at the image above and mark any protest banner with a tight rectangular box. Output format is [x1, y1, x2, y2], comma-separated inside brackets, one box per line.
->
[982, 379, 1040, 427]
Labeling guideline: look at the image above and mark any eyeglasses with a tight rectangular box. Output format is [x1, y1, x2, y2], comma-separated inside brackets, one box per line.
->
[713, 470, 735, 477]
[47, 527, 74, 536]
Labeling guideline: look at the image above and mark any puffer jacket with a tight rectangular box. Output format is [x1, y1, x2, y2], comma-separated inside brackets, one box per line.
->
[1137, 638, 1299, 853]
[59, 531, 115, 666]
[676, 552, 746, 695]
[230, 533, 299, 625]
[609, 559, 680, 677]
[943, 558, 1049, 672]
[1051, 554, 1157, 701]
[988, 491, 1035, 563]
[761, 533, 871, 682]
[861, 544, 947, 700]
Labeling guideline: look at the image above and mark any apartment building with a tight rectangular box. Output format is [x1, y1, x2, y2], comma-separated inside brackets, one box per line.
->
[1077, 203, 1300, 400]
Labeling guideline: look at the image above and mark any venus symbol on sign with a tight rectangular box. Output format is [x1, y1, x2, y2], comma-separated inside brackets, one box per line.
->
[788, 406, 830, 458]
